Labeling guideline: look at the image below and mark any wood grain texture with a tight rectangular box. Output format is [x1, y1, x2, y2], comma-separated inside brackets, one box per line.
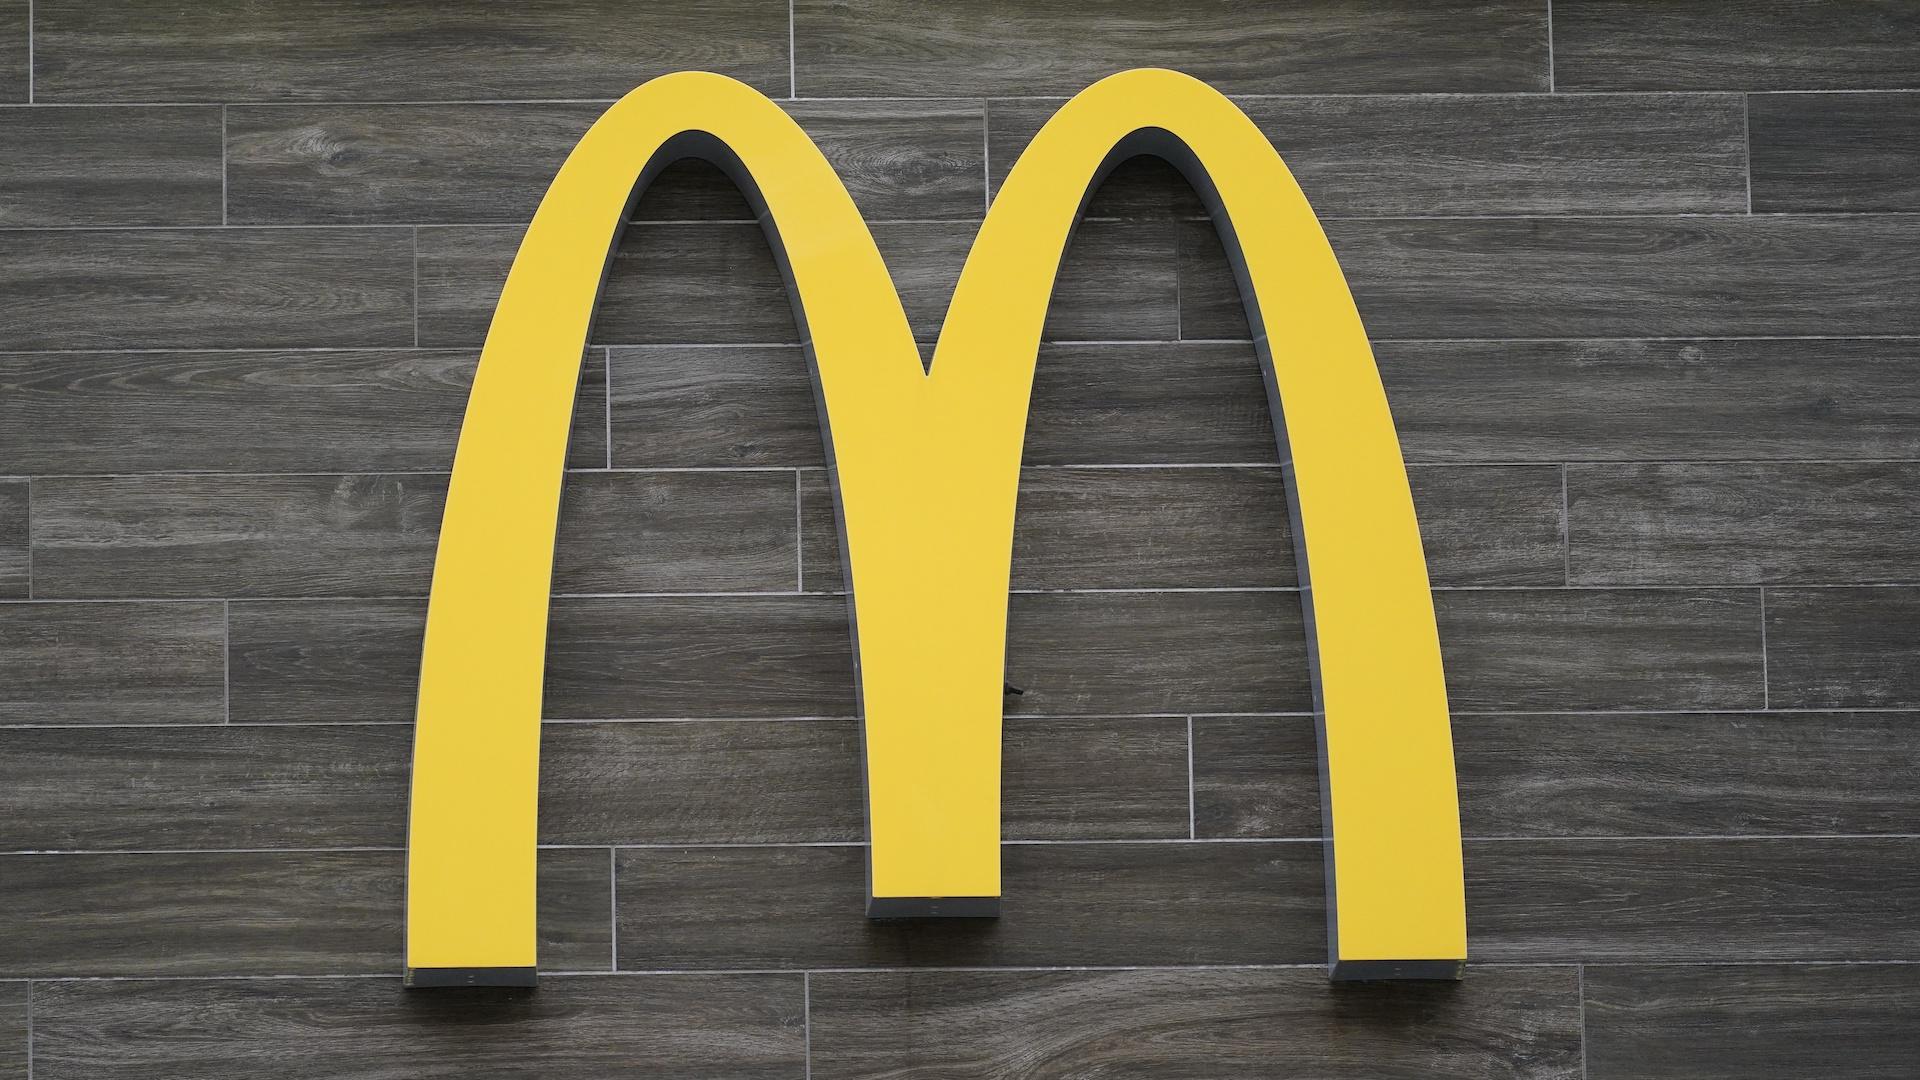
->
[1436, 588, 1764, 712]
[543, 595, 858, 719]
[0, 105, 222, 225]
[544, 717, 1186, 846]
[1005, 590, 1308, 716]
[1554, 0, 1920, 91]
[0, 848, 608, 977]
[1569, 463, 1920, 585]
[30, 975, 802, 1080]
[609, 346, 826, 468]
[794, 0, 1547, 96]
[0, 724, 411, 850]
[0, 348, 607, 474]
[992, 93, 1746, 217]
[1750, 92, 1920, 213]
[1765, 587, 1920, 709]
[1375, 337, 1920, 464]
[1195, 711, 1920, 840]
[227, 599, 425, 724]
[31, 469, 797, 598]
[808, 967, 1583, 1080]
[418, 219, 1178, 346]
[0, 0, 22, 102]
[33, 0, 790, 102]
[802, 464, 1563, 591]
[609, 340, 1295, 469]
[230, 100, 985, 224]
[1584, 964, 1920, 1080]
[1468, 837, 1920, 961]
[0, 601, 225, 725]
[0, 984, 21, 1080]
[615, 842, 1323, 969]
[0, 480, 24, 599]
[1182, 215, 1920, 340]
[229, 594, 858, 723]
[0, 228, 414, 350]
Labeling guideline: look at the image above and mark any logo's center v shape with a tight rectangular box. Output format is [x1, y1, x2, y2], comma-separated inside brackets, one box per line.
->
[406, 68, 1464, 988]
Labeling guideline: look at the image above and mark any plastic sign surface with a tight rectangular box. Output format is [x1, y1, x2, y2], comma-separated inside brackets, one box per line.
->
[406, 68, 1465, 987]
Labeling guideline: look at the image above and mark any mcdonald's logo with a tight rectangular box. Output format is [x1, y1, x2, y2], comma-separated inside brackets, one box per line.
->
[405, 68, 1465, 988]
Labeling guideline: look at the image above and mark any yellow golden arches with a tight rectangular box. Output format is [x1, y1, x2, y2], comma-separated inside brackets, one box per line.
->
[405, 69, 1464, 987]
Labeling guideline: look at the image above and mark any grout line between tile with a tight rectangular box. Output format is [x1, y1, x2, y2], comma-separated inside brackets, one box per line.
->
[1577, 962, 1588, 1079]
[410, 227, 420, 348]
[22, 477, 30, 601]
[1760, 585, 1770, 709]
[803, 971, 812, 1080]
[222, 600, 230, 724]
[220, 105, 228, 225]
[602, 347, 613, 470]
[1186, 716, 1196, 839]
[609, 846, 618, 973]
[794, 469, 804, 591]
[1743, 94, 1754, 213]
[1561, 463, 1572, 585]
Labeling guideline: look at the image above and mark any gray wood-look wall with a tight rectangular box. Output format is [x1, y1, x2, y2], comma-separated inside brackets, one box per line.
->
[2, 1, 1918, 1076]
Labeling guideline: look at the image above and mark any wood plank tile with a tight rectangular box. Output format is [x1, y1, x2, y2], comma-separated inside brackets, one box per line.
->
[227, 599, 425, 724]
[416, 223, 797, 348]
[794, 0, 1547, 96]
[1181, 215, 1920, 340]
[0, 601, 225, 725]
[1005, 590, 1309, 716]
[33, 0, 790, 101]
[1458, 712, 1920, 838]
[609, 346, 825, 468]
[32, 473, 446, 599]
[1196, 711, 1920, 841]
[0, 848, 608, 977]
[803, 465, 1561, 591]
[419, 219, 1177, 347]
[30, 975, 801, 1080]
[992, 93, 1746, 217]
[229, 593, 858, 723]
[0, 984, 21, 1080]
[1750, 92, 1920, 213]
[552, 470, 799, 595]
[609, 340, 1292, 470]
[0, 724, 410, 850]
[1585, 964, 1920, 1080]
[0, 0, 21, 102]
[1024, 342, 1279, 465]
[544, 595, 857, 719]
[0, 106, 222, 225]
[616, 842, 1323, 969]
[0, 480, 24, 599]
[1375, 337, 1920, 464]
[0, 228, 414, 350]
[0, 348, 606, 475]
[1569, 463, 1920, 585]
[1766, 587, 1920, 709]
[228, 103, 601, 225]
[232, 100, 985, 225]
[1470, 837, 1920, 961]
[1554, 0, 1920, 91]
[31, 470, 796, 598]
[808, 967, 1582, 1080]
[542, 717, 1186, 845]
[1435, 588, 1764, 712]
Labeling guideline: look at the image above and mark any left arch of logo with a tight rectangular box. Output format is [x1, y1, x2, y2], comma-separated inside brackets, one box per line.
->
[405, 69, 1465, 987]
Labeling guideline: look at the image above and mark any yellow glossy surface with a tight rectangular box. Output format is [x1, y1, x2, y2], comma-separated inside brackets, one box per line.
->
[408, 68, 1464, 976]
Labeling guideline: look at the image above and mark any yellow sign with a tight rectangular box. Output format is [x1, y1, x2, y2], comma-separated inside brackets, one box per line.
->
[406, 69, 1465, 987]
